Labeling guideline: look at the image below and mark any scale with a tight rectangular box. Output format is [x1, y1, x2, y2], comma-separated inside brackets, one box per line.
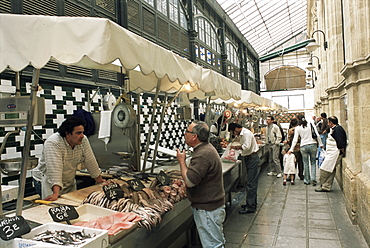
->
[0, 96, 46, 217]
[0, 96, 45, 127]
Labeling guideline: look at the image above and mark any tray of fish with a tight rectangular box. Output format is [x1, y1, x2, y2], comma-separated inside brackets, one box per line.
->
[13, 222, 109, 248]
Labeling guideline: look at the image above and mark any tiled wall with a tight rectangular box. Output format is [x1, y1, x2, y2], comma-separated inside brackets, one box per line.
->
[0, 79, 191, 171]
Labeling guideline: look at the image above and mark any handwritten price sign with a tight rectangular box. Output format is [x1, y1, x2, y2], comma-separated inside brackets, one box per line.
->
[128, 178, 145, 191]
[0, 216, 30, 241]
[103, 183, 124, 200]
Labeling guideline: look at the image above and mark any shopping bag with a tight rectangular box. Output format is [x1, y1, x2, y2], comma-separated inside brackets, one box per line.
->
[318, 149, 326, 168]
[221, 145, 239, 162]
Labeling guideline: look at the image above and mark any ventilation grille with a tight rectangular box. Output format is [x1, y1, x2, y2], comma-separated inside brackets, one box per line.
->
[67, 65, 92, 77]
[142, 7, 155, 35]
[95, 0, 115, 14]
[44, 61, 60, 71]
[158, 17, 169, 42]
[23, 0, 57, 15]
[65, 0, 90, 17]
[0, 0, 11, 13]
[127, 0, 140, 27]
[98, 70, 117, 81]
[170, 26, 180, 49]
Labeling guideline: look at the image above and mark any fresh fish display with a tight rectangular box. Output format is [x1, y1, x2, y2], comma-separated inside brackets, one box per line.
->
[82, 170, 186, 230]
[32, 229, 95, 246]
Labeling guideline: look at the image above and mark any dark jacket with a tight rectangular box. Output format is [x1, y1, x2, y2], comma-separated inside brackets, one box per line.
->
[331, 125, 347, 156]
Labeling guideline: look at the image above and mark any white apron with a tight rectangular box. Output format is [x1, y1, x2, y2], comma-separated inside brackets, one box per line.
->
[320, 133, 340, 173]
[41, 161, 77, 199]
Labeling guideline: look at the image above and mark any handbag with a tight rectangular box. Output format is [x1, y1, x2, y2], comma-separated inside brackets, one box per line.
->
[310, 123, 318, 139]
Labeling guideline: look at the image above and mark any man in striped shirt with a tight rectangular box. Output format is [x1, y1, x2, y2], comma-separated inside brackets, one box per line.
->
[32, 116, 105, 200]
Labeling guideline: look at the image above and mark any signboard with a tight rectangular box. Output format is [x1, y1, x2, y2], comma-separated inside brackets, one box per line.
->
[48, 205, 79, 224]
[0, 216, 31, 241]
[103, 183, 124, 201]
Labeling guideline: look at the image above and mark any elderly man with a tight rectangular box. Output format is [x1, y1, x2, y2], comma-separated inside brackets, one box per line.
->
[315, 116, 347, 192]
[229, 123, 261, 214]
[266, 116, 283, 178]
[176, 120, 226, 248]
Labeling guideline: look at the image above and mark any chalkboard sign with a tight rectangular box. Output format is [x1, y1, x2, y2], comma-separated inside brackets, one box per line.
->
[0, 216, 31, 241]
[48, 205, 79, 223]
[103, 183, 124, 200]
[157, 170, 170, 185]
[128, 178, 145, 191]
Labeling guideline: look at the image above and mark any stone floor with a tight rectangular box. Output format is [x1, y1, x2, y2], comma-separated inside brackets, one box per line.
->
[223, 166, 368, 248]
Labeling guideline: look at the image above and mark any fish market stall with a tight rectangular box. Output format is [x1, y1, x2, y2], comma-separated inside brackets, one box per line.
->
[0, 13, 243, 247]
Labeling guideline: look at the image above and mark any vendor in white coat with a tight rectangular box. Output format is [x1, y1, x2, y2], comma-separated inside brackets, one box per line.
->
[315, 116, 347, 192]
[32, 116, 105, 201]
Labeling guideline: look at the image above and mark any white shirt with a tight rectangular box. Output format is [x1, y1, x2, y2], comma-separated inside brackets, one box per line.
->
[289, 123, 323, 152]
[33, 133, 101, 194]
[238, 127, 259, 156]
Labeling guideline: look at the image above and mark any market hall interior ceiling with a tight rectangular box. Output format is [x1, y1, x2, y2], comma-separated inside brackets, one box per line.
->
[0, 0, 307, 93]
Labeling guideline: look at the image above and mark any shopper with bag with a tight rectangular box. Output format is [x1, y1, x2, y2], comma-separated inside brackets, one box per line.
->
[315, 116, 347, 192]
[287, 114, 323, 186]
[228, 123, 261, 214]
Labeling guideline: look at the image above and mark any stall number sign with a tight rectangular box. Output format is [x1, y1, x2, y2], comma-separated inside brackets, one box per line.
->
[128, 178, 145, 191]
[103, 183, 124, 200]
[0, 216, 30, 241]
[48, 205, 79, 223]
[157, 170, 170, 185]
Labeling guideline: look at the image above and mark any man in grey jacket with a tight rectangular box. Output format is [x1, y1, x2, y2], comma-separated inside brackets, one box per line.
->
[266, 116, 283, 178]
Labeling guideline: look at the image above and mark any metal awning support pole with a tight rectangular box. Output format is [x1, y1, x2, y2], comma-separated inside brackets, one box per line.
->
[204, 96, 212, 127]
[141, 80, 161, 172]
[150, 93, 168, 173]
[16, 68, 40, 216]
[135, 93, 141, 171]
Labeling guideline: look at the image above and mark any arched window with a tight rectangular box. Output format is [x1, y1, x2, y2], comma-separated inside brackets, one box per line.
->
[194, 13, 221, 71]
[225, 42, 240, 80]
[264, 66, 306, 91]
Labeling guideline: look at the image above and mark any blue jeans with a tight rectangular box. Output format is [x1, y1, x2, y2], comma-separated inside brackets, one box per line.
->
[192, 205, 226, 248]
[300, 144, 318, 183]
[243, 153, 260, 210]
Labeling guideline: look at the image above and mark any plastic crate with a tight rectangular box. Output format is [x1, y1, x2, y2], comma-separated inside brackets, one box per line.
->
[13, 222, 108, 248]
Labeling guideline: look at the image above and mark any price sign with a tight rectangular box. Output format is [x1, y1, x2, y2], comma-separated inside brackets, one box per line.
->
[128, 178, 145, 191]
[156, 170, 170, 185]
[48, 205, 79, 223]
[0, 216, 31, 241]
[103, 183, 124, 200]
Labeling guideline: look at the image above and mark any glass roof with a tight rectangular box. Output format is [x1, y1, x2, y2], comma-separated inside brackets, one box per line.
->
[216, 0, 307, 56]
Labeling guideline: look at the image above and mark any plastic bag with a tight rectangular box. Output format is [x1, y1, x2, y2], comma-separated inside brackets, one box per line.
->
[221, 145, 239, 163]
[318, 149, 326, 168]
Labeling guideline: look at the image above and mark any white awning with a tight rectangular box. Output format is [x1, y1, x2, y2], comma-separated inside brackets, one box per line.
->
[0, 14, 241, 100]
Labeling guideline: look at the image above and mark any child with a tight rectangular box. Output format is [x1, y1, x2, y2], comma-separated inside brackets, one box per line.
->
[283, 145, 297, 185]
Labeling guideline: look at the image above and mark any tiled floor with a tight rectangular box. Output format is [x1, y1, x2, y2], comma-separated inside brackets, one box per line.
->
[223, 166, 368, 248]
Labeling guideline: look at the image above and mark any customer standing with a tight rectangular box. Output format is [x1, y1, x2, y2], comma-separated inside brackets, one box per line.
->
[266, 116, 283, 178]
[176, 121, 226, 248]
[228, 123, 261, 214]
[287, 114, 323, 185]
[315, 116, 347, 192]
[320, 113, 330, 149]
[286, 118, 304, 180]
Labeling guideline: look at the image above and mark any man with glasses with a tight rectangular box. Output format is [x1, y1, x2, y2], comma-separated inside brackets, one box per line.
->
[177, 121, 226, 248]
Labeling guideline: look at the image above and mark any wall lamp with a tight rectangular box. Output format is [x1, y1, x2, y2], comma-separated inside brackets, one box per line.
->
[305, 54, 321, 71]
[306, 29, 328, 52]
[305, 70, 317, 89]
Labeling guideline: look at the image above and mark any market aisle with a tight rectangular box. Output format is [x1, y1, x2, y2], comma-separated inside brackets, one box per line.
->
[223, 166, 368, 248]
